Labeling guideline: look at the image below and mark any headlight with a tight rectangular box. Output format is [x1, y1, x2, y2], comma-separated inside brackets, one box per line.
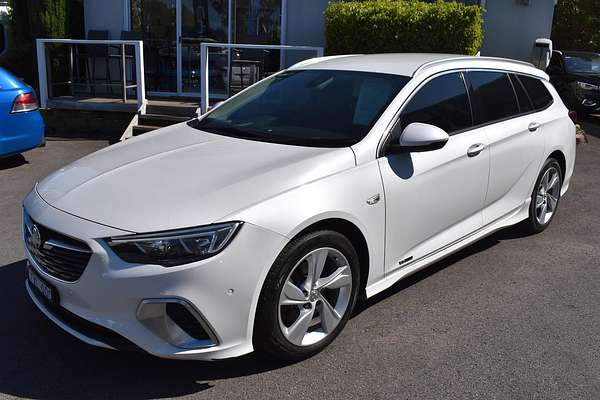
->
[106, 222, 242, 267]
[576, 81, 599, 91]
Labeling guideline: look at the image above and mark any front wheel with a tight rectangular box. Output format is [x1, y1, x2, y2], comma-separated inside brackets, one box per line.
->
[253, 230, 360, 361]
[524, 158, 563, 233]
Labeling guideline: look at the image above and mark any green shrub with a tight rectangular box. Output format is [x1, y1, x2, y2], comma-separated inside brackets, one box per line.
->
[325, 0, 483, 56]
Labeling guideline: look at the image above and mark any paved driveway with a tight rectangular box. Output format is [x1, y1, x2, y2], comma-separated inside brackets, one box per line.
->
[1, 127, 599, 400]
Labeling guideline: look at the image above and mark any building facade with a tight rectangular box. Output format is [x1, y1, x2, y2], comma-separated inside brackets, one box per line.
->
[82, 0, 329, 97]
[35, 0, 557, 112]
[476, 0, 556, 62]
[424, 0, 556, 62]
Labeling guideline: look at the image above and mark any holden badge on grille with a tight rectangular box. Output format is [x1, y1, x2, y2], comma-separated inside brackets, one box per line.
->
[30, 224, 42, 250]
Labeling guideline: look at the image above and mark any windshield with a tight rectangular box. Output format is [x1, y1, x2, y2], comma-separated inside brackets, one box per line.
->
[189, 69, 410, 147]
[564, 54, 600, 74]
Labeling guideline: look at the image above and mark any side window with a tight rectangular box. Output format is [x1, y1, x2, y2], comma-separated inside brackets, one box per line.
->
[518, 75, 554, 110]
[400, 72, 472, 135]
[509, 73, 534, 114]
[466, 71, 519, 125]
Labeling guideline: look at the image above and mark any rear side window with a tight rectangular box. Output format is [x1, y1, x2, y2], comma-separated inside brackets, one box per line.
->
[466, 71, 519, 125]
[509, 74, 534, 113]
[517, 75, 553, 110]
[400, 72, 472, 135]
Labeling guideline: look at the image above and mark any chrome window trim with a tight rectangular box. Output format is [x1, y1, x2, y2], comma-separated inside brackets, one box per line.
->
[377, 68, 555, 158]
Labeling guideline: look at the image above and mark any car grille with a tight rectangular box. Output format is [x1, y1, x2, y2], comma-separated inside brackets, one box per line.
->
[24, 212, 92, 282]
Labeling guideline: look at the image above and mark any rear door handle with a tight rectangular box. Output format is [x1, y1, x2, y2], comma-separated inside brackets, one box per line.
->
[528, 122, 541, 132]
[467, 143, 486, 157]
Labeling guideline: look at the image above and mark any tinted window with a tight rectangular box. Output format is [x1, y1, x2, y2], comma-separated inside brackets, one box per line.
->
[467, 71, 519, 125]
[518, 75, 553, 110]
[400, 73, 471, 135]
[509, 74, 534, 113]
[191, 70, 410, 147]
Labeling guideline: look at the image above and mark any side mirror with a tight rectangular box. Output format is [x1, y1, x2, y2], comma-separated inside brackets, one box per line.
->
[387, 122, 450, 154]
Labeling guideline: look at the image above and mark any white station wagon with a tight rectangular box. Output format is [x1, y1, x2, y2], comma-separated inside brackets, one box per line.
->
[23, 54, 576, 361]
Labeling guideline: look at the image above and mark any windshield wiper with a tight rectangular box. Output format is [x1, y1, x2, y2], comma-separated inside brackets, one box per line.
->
[188, 120, 358, 147]
[189, 120, 265, 139]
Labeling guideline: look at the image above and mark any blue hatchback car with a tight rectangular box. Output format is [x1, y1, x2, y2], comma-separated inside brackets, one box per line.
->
[0, 67, 45, 158]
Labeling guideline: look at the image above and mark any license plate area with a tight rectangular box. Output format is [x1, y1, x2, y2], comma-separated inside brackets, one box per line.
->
[27, 265, 59, 306]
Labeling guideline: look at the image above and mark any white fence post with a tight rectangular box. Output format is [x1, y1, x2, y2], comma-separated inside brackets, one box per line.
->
[200, 43, 209, 115]
[135, 40, 146, 113]
[36, 39, 48, 109]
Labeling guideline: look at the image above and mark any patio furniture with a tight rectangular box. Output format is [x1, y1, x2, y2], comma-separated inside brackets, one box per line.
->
[79, 30, 113, 96]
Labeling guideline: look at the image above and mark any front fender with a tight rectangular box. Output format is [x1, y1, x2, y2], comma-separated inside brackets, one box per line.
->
[221, 160, 386, 289]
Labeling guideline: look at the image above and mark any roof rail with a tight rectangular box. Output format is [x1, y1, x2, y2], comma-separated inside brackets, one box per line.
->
[413, 56, 536, 77]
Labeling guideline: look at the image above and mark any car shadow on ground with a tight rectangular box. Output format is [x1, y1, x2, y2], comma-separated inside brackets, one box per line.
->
[353, 224, 532, 315]
[0, 225, 529, 400]
[0, 154, 28, 171]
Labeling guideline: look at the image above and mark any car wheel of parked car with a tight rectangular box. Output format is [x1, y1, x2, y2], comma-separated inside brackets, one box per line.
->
[526, 158, 563, 233]
[254, 230, 360, 360]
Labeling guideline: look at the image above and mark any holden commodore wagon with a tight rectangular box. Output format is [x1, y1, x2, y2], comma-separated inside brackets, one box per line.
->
[23, 54, 575, 361]
[0, 67, 45, 158]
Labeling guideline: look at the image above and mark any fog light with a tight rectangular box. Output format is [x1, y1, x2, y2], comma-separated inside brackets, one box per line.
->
[136, 299, 219, 349]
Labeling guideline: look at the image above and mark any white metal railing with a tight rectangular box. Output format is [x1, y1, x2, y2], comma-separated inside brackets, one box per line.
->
[36, 39, 146, 111]
[199, 43, 324, 114]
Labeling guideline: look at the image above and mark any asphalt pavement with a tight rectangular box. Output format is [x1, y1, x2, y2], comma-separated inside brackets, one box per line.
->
[0, 126, 599, 400]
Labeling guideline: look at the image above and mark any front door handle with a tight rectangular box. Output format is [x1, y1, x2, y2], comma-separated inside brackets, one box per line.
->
[467, 143, 486, 157]
[528, 122, 541, 132]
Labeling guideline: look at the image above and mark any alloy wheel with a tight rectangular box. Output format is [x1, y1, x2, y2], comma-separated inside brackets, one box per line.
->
[278, 247, 353, 346]
[535, 166, 561, 225]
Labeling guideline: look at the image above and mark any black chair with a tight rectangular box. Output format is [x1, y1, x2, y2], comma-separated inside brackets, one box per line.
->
[86, 30, 113, 96]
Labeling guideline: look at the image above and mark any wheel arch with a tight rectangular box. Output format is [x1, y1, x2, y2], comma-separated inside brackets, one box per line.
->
[548, 149, 566, 180]
[290, 218, 370, 298]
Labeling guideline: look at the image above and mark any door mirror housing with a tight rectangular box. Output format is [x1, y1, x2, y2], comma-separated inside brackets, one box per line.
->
[387, 122, 450, 154]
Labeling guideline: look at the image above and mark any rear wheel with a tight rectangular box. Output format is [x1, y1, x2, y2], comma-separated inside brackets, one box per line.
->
[524, 158, 563, 233]
[253, 230, 360, 361]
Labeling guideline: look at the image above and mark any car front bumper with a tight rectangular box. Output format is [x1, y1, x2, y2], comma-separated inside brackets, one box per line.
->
[23, 189, 287, 360]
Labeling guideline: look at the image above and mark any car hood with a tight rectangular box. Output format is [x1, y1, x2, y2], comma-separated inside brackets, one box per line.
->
[36, 123, 356, 233]
[568, 73, 600, 85]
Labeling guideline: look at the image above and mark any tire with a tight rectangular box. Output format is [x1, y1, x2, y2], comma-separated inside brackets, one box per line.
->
[253, 230, 361, 361]
[524, 158, 563, 234]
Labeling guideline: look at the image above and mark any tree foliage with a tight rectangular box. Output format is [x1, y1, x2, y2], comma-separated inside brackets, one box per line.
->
[325, 0, 483, 56]
[552, 0, 600, 51]
[1, 0, 72, 84]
